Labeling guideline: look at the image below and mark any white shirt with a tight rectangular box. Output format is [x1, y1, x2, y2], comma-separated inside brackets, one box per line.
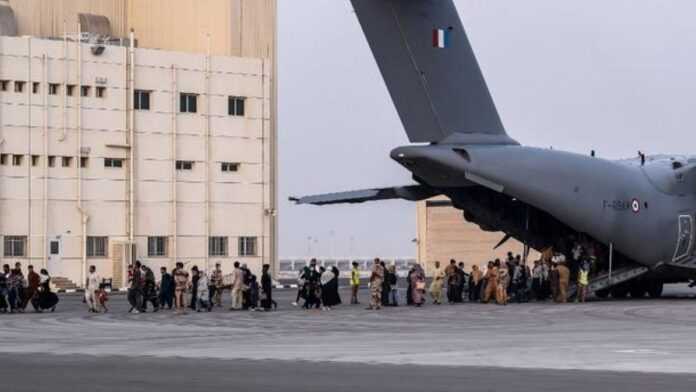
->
[87, 272, 101, 290]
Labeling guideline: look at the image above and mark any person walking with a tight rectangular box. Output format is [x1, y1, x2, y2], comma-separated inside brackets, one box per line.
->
[411, 264, 426, 307]
[24, 265, 40, 310]
[406, 265, 415, 305]
[173, 262, 189, 315]
[128, 261, 145, 313]
[577, 261, 590, 303]
[430, 261, 445, 305]
[8, 265, 24, 313]
[350, 261, 360, 305]
[196, 269, 212, 312]
[0, 264, 10, 313]
[445, 260, 458, 304]
[321, 266, 341, 310]
[469, 265, 482, 302]
[230, 262, 244, 310]
[556, 257, 570, 303]
[496, 264, 510, 305]
[367, 258, 385, 310]
[189, 266, 200, 310]
[85, 265, 101, 313]
[210, 263, 224, 307]
[388, 264, 399, 306]
[159, 267, 174, 310]
[142, 265, 159, 312]
[261, 264, 277, 311]
[482, 261, 498, 304]
[31, 269, 59, 312]
[381, 261, 391, 307]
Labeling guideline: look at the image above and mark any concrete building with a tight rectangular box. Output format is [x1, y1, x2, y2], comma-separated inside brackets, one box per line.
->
[0, 0, 277, 287]
[417, 197, 538, 275]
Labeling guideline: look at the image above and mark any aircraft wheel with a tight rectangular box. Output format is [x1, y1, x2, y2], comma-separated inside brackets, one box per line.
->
[595, 289, 609, 299]
[647, 281, 664, 298]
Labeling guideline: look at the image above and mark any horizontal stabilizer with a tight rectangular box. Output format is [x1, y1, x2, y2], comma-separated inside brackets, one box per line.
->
[290, 185, 439, 206]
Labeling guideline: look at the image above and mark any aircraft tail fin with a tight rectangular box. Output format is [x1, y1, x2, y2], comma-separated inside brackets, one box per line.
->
[351, 0, 508, 143]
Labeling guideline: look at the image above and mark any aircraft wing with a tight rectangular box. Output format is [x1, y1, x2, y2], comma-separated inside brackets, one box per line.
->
[290, 185, 439, 206]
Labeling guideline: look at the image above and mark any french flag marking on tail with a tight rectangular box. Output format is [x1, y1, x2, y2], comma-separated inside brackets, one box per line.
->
[433, 28, 450, 48]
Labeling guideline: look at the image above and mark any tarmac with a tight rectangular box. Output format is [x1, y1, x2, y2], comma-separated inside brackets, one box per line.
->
[1, 285, 696, 391]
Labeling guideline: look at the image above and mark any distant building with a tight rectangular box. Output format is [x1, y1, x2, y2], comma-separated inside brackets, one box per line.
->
[417, 197, 538, 275]
[0, 0, 277, 288]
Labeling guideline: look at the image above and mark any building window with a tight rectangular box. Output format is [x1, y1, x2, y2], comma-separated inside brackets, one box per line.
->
[66, 84, 76, 96]
[31, 155, 40, 166]
[3, 236, 27, 257]
[0, 154, 7, 165]
[81, 85, 91, 97]
[221, 162, 239, 172]
[48, 156, 56, 167]
[32, 82, 40, 94]
[228, 96, 246, 116]
[61, 156, 72, 167]
[86, 236, 108, 258]
[147, 236, 168, 257]
[134, 90, 151, 110]
[96, 86, 106, 98]
[12, 155, 23, 166]
[179, 93, 198, 113]
[209, 236, 228, 257]
[49, 83, 60, 95]
[104, 158, 123, 168]
[0, 80, 8, 91]
[238, 237, 257, 257]
[175, 160, 194, 171]
[80, 157, 89, 168]
[14, 81, 25, 93]
[50, 240, 60, 255]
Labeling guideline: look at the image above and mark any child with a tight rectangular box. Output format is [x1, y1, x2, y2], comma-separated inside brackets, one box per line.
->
[97, 283, 109, 313]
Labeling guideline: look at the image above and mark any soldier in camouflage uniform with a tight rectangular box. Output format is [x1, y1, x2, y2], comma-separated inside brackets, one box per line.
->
[367, 258, 385, 310]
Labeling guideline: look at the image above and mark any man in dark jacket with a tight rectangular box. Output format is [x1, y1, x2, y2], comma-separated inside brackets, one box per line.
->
[261, 264, 276, 311]
[159, 267, 174, 310]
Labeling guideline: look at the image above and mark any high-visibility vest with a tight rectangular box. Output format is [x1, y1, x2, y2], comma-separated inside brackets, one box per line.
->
[578, 270, 589, 286]
[351, 268, 360, 286]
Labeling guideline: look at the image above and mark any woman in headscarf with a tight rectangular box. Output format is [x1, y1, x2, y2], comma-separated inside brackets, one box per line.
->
[410, 264, 426, 307]
[320, 266, 341, 310]
[32, 269, 59, 312]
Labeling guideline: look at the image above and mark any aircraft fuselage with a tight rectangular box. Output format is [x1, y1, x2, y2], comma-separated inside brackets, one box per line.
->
[391, 143, 696, 269]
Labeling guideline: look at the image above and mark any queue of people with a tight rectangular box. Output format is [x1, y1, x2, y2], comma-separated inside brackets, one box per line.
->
[1, 262, 58, 313]
[5, 243, 597, 316]
[294, 246, 596, 311]
[102, 260, 278, 315]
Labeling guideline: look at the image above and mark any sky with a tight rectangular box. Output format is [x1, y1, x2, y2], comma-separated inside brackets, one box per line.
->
[277, 0, 696, 258]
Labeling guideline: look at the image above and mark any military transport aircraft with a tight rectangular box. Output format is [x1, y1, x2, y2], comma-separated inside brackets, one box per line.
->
[291, 0, 696, 299]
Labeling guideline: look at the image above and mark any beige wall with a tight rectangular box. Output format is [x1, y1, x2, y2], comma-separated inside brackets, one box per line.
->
[3, 0, 279, 275]
[0, 36, 272, 286]
[6, 0, 276, 58]
[417, 198, 538, 275]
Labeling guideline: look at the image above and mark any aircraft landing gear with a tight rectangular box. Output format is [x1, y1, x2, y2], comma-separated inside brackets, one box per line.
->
[647, 280, 664, 298]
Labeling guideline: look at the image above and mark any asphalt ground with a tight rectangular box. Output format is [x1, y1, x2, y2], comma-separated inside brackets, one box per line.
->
[1, 284, 695, 391]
